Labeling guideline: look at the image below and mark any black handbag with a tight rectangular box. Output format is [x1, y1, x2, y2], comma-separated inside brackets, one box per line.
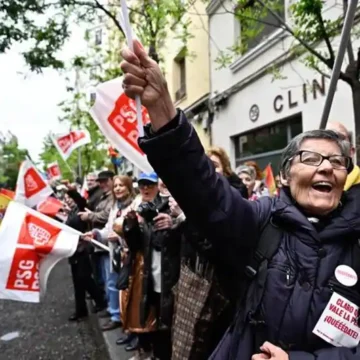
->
[112, 245, 122, 273]
[116, 253, 132, 290]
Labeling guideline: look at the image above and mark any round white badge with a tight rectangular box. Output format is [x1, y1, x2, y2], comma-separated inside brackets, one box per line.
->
[335, 265, 358, 287]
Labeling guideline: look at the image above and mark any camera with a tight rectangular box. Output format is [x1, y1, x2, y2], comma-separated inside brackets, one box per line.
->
[137, 201, 159, 222]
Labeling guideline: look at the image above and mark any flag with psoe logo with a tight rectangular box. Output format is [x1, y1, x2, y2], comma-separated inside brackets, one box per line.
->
[14, 160, 53, 208]
[89, 77, 153, 173]
[47, 161, 62, 181]
[0, 201, 79, 303]
[51, 130, 91, 161]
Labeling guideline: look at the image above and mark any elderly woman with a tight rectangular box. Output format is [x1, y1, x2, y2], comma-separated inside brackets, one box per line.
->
[121, 41, 360, 360]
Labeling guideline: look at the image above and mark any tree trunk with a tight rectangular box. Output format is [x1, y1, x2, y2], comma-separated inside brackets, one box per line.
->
[148, 42, 159, 63]
[351, 82, 360, 165]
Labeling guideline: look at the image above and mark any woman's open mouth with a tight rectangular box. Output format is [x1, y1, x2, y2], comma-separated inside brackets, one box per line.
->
[312, 181, 333, 193]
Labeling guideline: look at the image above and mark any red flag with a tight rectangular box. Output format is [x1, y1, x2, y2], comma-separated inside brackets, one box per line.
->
[0, 189, 15, 200]
[90, 77, 153, 173]
[51, 130, 91, 161]
[0, 201, 79, 302]
[80, 177, 89, 200]
[47, 162, 62, 181]
[263, 164, 276, 196]
[36, 197, 64, 217]
[14, 160, 53, 208]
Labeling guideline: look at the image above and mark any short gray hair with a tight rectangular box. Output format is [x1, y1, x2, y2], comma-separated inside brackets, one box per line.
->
[280, 129, 351, 177]
[236, 165, 256, 180]
[87, 172, 98, 179]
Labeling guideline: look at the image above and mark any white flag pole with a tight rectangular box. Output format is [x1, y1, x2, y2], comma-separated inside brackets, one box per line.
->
[90, 238, 110, 252]
[319, 0, 359, 129]
[120, 0, 144, 138]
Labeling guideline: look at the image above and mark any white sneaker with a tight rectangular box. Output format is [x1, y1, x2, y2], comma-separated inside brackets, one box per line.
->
[128, 350, 153, 360]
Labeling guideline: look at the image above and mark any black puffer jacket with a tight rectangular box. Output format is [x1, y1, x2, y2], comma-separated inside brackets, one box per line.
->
[123, 196, 182, 329]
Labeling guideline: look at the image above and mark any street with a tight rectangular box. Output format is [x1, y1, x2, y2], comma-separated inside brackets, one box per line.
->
[0, 260, 109, 360]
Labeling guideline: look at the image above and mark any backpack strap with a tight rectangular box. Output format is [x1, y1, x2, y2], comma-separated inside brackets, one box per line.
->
[244, 219, 283, 282]
[351, 239, 360, 282]
[229, 218, 283, 358]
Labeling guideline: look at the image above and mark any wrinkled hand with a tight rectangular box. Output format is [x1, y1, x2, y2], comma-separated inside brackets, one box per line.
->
[169, 197, 183, 218]
[120, 40, 176, 131]
[125, 210, 139, 230]
[81, 231, 94, 242]
[78, 208, 92, 221]
[108, 231, 119, 242]
[62, 180, 77, 191]
[252, 342, 288, 360]
[154, 213, 173, 231]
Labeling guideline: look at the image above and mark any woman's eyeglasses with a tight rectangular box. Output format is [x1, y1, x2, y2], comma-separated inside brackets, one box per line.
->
[292, 150, 351, 170]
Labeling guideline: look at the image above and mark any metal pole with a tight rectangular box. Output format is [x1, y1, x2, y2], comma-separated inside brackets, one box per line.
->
[75, 67, 82, 179]
[77, 148, 82, 179]
[319, 0, 359, 129]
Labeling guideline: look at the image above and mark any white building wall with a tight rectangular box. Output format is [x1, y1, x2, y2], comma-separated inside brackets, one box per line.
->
[208, 0, 356, 164]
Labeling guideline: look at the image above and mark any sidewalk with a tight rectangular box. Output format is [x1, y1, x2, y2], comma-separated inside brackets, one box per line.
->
[87, 300, 135, 360]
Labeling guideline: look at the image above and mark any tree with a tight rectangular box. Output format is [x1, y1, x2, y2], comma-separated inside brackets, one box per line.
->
[38, 17, 122, 179]
[1, 0, 191, 72]
[214, 0, 360, 160]
[0, 133, 29, 189]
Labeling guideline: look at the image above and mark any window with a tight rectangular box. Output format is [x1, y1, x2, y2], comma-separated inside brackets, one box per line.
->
[233, 113, 302, 172]
[95, 28, 102, 46]
[238, 0, 285, 53]
[174, 56, 186, 101]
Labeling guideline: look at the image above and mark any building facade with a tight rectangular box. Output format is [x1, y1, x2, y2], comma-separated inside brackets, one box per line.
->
[163, 0, 212, 148]
[207, 0, 356, 172]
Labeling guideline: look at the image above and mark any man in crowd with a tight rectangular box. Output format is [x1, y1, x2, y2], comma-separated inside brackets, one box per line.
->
[327, 122, 360, 190]
[78, 170, 114, 291]
[85, 172, 103, 211]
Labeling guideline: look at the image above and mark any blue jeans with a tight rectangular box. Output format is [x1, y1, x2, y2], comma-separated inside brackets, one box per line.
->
[101, 254, 121, 323]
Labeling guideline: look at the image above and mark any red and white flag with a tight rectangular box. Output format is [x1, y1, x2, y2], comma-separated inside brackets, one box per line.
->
[14, 160, 53, 208]
[36, 197, 64, 218]
[51, 130, 91, 161]
[0, 201, 79, 303]
[80, 177, 89, 200]
[89, 77, 153, 173]
[47, 161, 62, 181]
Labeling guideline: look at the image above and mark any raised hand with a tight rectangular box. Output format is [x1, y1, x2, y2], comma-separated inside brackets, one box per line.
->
[120, 40, 177, 131]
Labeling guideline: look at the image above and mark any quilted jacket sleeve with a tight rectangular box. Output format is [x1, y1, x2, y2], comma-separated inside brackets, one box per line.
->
[139, 110, 271, 274]
[289, 346, 360, 360]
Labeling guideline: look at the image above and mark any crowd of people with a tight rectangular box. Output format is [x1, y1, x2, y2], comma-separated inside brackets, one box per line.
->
[44, 40, 360, 360]
[54, 140, 277, 360]
[117, 39, 360, 360]
[53, 114, 360, 360]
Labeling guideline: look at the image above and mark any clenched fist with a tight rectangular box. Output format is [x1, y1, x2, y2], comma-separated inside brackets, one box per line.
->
[120, 40, 177, 131]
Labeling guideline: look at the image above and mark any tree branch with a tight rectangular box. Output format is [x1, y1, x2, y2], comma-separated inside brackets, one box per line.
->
[312, 65, 331, 79]
[93, 0, 125, 37]
[314, 9, 335, 65]
[255, 0, 333, 68]
[339, 69, 353, 86]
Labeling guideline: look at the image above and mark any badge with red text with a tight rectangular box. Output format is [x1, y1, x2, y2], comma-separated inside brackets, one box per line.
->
[313, 292, 360, 348]
[335, 265, 358, 287]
